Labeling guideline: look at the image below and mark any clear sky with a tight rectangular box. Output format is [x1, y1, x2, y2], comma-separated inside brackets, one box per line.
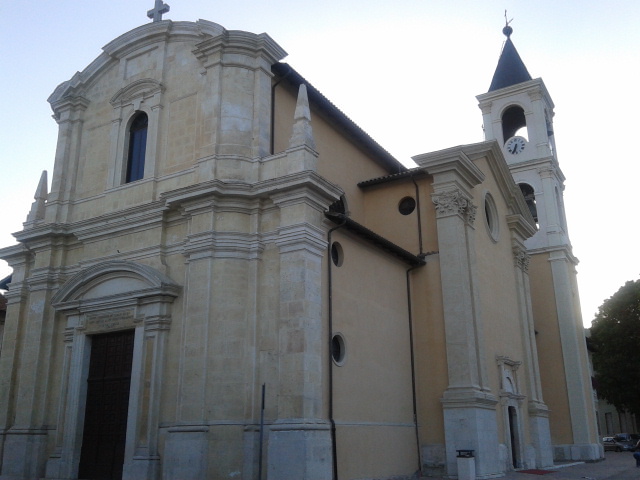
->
[1, 0, 639, 326]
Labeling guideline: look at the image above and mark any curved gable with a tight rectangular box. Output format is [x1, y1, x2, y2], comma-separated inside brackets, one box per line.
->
[48, 20, 226, 109]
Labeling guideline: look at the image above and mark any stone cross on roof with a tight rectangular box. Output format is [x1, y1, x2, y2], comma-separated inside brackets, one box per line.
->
[147, 0, 170, 22]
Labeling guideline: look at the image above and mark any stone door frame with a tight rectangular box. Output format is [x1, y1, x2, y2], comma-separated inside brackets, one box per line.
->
[45, 261, 179, 480]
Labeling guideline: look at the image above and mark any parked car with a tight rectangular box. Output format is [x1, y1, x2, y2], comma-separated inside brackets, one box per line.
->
[614, 433, 637, 450]
[603, 436, 634, 452]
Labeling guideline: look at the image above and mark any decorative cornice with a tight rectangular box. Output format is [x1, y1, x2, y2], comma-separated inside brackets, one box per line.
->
[528, 244, 579, 266]
[506, 214, 537, 242]
[537, 166, 557, 179]
[162, 171, 343, 213]
[26, 267, 65, 292]
[143, 314, 172, 332]
[275, 224, 326, 257]
[528, 400, 550, 417]
[476, 78, 554, 111]
[413, 148, 485, 191]
[192, 29, 287, 71]
[183, 231, 265, 260]
[496, 355, 522, 368]
[49, 95, 90, 123]
[441, 387, 498, 409]
[499, 392, 526, 406]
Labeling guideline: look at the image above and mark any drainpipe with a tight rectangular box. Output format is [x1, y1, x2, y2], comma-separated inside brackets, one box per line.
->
[270, 64, 293, 155]
[327, 219, 346, 480]
[411, 175, 424, 256]
[408, 174, 425, 475]
[406, 262, 424, 477]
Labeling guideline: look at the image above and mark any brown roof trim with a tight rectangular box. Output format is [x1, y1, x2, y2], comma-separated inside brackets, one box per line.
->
[325, 211, 425, 267]
[272, 62, 407, 175]
[358, 167, 427, 188]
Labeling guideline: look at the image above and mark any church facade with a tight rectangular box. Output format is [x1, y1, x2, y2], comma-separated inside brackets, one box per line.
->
[0, 11, 601, 480]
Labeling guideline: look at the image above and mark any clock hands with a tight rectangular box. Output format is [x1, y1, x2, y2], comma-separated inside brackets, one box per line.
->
[507, 138, 525, 154]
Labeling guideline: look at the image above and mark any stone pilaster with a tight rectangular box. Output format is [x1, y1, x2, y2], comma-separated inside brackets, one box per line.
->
[47, 95, 89, 224]
[0, 240, 66, 478]
[265, 178, 337, 480]
[547, 248, 600, 460]
[415, 148, 500, 477]
[510, 222, 553, 468]
[0, 245, 33, 477]
[433, 186, 501, 477]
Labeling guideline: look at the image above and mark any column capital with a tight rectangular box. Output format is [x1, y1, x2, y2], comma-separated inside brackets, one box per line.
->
[432, 188, 477, 226]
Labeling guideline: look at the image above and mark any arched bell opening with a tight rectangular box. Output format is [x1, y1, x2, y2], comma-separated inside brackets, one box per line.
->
[518, 183, 538, 225]
[502, 105, 527, 142]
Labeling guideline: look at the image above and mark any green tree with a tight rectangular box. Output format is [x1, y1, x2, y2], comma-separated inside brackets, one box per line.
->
[590, 279, 640, 418]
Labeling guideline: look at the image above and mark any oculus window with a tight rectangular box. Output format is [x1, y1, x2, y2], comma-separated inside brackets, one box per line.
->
[484, 193, 499, 242]
[126, 112, 148, 183]
[331, 242, 344, 267]
[331, 333, 346, 366]
[398, 196, 416, 215]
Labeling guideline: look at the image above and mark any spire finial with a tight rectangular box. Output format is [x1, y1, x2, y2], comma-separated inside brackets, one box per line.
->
[289, 84, 316, 150]
[25, 170, 48, 225]
[503, 10, 513, 38]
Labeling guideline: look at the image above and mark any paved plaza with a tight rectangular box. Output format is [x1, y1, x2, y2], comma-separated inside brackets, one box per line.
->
[425, 452, 640, 480]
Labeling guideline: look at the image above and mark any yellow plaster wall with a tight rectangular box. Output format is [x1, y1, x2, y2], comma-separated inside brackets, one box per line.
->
[329, 229, 418, 479]
[411, 256, 449, 446]
[529, 252, 573, 444]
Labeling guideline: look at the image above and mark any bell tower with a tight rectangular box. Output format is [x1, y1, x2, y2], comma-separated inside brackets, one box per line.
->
[477, 24, 566, 251]
[476, 25, 601, 462]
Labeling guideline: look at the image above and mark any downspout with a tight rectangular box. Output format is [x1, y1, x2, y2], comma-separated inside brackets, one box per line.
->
[409, 174, 425, 475]
[270, 64, 293, 155]
[327, 219, 346, 480]
[411, 175, 424, 256]
[406, 262, 424, 476]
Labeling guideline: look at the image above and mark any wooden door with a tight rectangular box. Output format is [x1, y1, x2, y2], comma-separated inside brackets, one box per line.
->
[78, 330, 134, 479]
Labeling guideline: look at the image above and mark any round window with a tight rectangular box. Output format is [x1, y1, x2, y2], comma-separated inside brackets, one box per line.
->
[484, 193, 499, 242]
[331, 242, 344, 267]
[331, 333, 346, 365]
[398, 196, 416, 215]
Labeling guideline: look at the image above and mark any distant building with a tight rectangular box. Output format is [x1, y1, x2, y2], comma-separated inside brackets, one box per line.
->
[0, 8, 600, 480]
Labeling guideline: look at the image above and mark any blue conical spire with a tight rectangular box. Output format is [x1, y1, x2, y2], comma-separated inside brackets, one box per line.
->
[488, 26, 532, 92]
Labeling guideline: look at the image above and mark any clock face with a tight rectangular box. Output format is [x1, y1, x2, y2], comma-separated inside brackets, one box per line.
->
[506, 136, 526, 155]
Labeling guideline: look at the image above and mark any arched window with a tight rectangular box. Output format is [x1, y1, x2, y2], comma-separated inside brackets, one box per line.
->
[126, 112, 148, 183]
[502, 105, 527, 142]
